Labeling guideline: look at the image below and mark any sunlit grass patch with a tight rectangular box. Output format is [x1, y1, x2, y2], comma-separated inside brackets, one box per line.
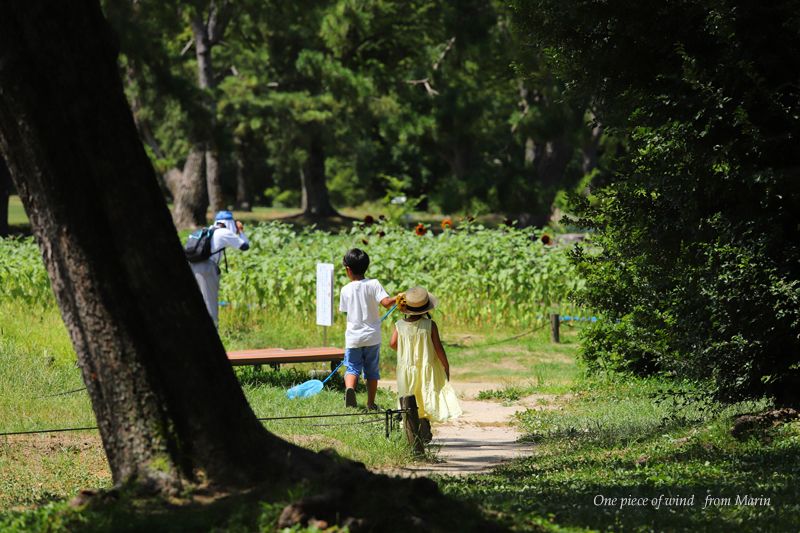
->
[451, 324, 583, 395]
[0, 304, 419, 509]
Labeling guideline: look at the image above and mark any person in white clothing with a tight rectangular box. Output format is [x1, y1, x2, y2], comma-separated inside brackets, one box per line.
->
[190, 210, 250, 327]
[339, 248, 396, 410]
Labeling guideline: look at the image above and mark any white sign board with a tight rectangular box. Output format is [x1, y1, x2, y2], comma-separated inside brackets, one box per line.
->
[316, 263, 334, 327]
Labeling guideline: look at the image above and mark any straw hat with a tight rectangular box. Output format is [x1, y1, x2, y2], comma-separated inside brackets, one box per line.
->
[399, 286, 438, 315]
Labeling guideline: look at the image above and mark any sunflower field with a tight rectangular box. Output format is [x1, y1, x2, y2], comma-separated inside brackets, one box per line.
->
[0, 221, 584, 328]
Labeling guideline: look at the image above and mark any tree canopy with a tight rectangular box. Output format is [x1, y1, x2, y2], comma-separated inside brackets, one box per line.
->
[107, 0, 598, 225]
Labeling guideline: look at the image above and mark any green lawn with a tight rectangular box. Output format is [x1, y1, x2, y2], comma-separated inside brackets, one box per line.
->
[0, 303, 417, 510]
[2, 296, 798, 531]
[7, 195, 28, 227]
[439, 376, 800, 531]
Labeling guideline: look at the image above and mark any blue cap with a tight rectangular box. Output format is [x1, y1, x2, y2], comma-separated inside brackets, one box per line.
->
[214, 210, 234, 221]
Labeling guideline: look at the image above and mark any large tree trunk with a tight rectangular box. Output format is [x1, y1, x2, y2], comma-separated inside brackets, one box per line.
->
[0, 157, 10, 237]
[191, 6, 224, 214]
[0, 1, 319, 493]
[169, 4, 229, 229]
[300, 131, 338, 217]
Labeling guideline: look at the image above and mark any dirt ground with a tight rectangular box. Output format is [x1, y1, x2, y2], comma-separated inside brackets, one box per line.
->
[379, 380, 558, 476]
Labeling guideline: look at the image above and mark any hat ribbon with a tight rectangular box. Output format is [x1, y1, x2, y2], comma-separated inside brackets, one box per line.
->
[405, 299, 430, 312]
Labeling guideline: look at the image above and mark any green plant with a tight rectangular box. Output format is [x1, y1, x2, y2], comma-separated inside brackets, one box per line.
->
[0, 237, 53, 306]
[223, 221, 583, 327]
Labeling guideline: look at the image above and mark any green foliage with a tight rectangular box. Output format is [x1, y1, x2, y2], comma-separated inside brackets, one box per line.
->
[108, 0, 595, 218]
[578, 314, 671, 376]
[380, 175, 424, 225]
[0, 237, 52, 306]
[1, 223, 582, 328]
[223, 221, 581, 327]
[515, 0, 800, 403]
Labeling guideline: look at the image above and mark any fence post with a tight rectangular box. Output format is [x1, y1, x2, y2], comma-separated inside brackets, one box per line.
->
[399, 395, 425, 456]
[550, 313, 560, 343]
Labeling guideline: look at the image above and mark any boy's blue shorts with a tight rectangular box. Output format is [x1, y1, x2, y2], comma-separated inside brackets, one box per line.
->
[344, 344, 381, 380]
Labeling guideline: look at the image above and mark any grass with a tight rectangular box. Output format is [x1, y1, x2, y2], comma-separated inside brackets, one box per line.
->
[0, 304, 107, 509]
[439, 375, 800, 531]
[447, 323, 582, 396]
[0, 303, 414, 511]
[3, 288, 799, 530]
[1, 301, 555, 512]
[7, 195, 28, 227]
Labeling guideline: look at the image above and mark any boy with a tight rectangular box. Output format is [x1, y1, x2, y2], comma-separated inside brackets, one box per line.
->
[339, 248, 395, 410]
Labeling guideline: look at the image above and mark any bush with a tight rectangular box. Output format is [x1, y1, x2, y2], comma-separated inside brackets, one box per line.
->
[579, 314, 669, 376]
[517, 0, 800, 405]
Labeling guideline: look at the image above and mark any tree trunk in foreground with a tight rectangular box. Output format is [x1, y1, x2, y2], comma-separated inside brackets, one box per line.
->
[0, 1, 319, 493]
[0, 157, 10, 237]
[300, 130, 338, 218]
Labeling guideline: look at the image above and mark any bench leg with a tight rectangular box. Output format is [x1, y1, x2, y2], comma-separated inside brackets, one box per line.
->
[269, 363, 280, 372]
[331, 361, 338, 372]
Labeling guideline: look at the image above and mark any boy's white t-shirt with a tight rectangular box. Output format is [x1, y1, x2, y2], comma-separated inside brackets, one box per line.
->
[339, 278, 389, 348]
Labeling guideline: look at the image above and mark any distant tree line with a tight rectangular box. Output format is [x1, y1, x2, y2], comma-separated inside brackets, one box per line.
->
[103, 0, 606, 228]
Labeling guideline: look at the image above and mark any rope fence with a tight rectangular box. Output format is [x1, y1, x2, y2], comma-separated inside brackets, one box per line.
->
[0, 408, 410, 440]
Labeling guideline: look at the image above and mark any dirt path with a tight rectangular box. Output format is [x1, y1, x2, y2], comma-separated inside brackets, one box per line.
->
[380, 380, 554, 476]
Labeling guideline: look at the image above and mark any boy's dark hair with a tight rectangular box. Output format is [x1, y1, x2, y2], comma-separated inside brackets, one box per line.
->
[343, 248, 369, 275]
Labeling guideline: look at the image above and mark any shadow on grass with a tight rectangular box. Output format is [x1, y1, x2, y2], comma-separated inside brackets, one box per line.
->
[443, 440, 800, 532]
[1, 466, 506, 532]
[236, 366, 368, 393]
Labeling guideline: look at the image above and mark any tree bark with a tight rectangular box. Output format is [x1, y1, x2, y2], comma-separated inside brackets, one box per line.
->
[529, 136, 573, 227]
[0, 157, 10, 237]
[205, 147, 223, 212]
[0, 1, 319, 493]
[171, 147, 208, 229]
[300, 131, 338, 217]
[234, 135, 251, 211]
[190, 6, 224, 214]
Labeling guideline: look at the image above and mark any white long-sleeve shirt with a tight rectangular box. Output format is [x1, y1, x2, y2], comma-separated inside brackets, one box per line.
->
[209, 226, 248, 265]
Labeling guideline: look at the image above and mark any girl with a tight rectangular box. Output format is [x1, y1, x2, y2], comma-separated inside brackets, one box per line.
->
[390, 286, 461, 443]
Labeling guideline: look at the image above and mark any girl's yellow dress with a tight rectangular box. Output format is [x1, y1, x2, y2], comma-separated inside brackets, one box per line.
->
[395, 318, 462, 422]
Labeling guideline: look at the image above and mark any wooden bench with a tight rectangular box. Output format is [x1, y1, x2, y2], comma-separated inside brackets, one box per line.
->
[227, 347, 345, 371]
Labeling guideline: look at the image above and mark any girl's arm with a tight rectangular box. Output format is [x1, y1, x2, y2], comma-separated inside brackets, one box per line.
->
[431, 321, 450, 380]
[390, 328, 398, 350]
